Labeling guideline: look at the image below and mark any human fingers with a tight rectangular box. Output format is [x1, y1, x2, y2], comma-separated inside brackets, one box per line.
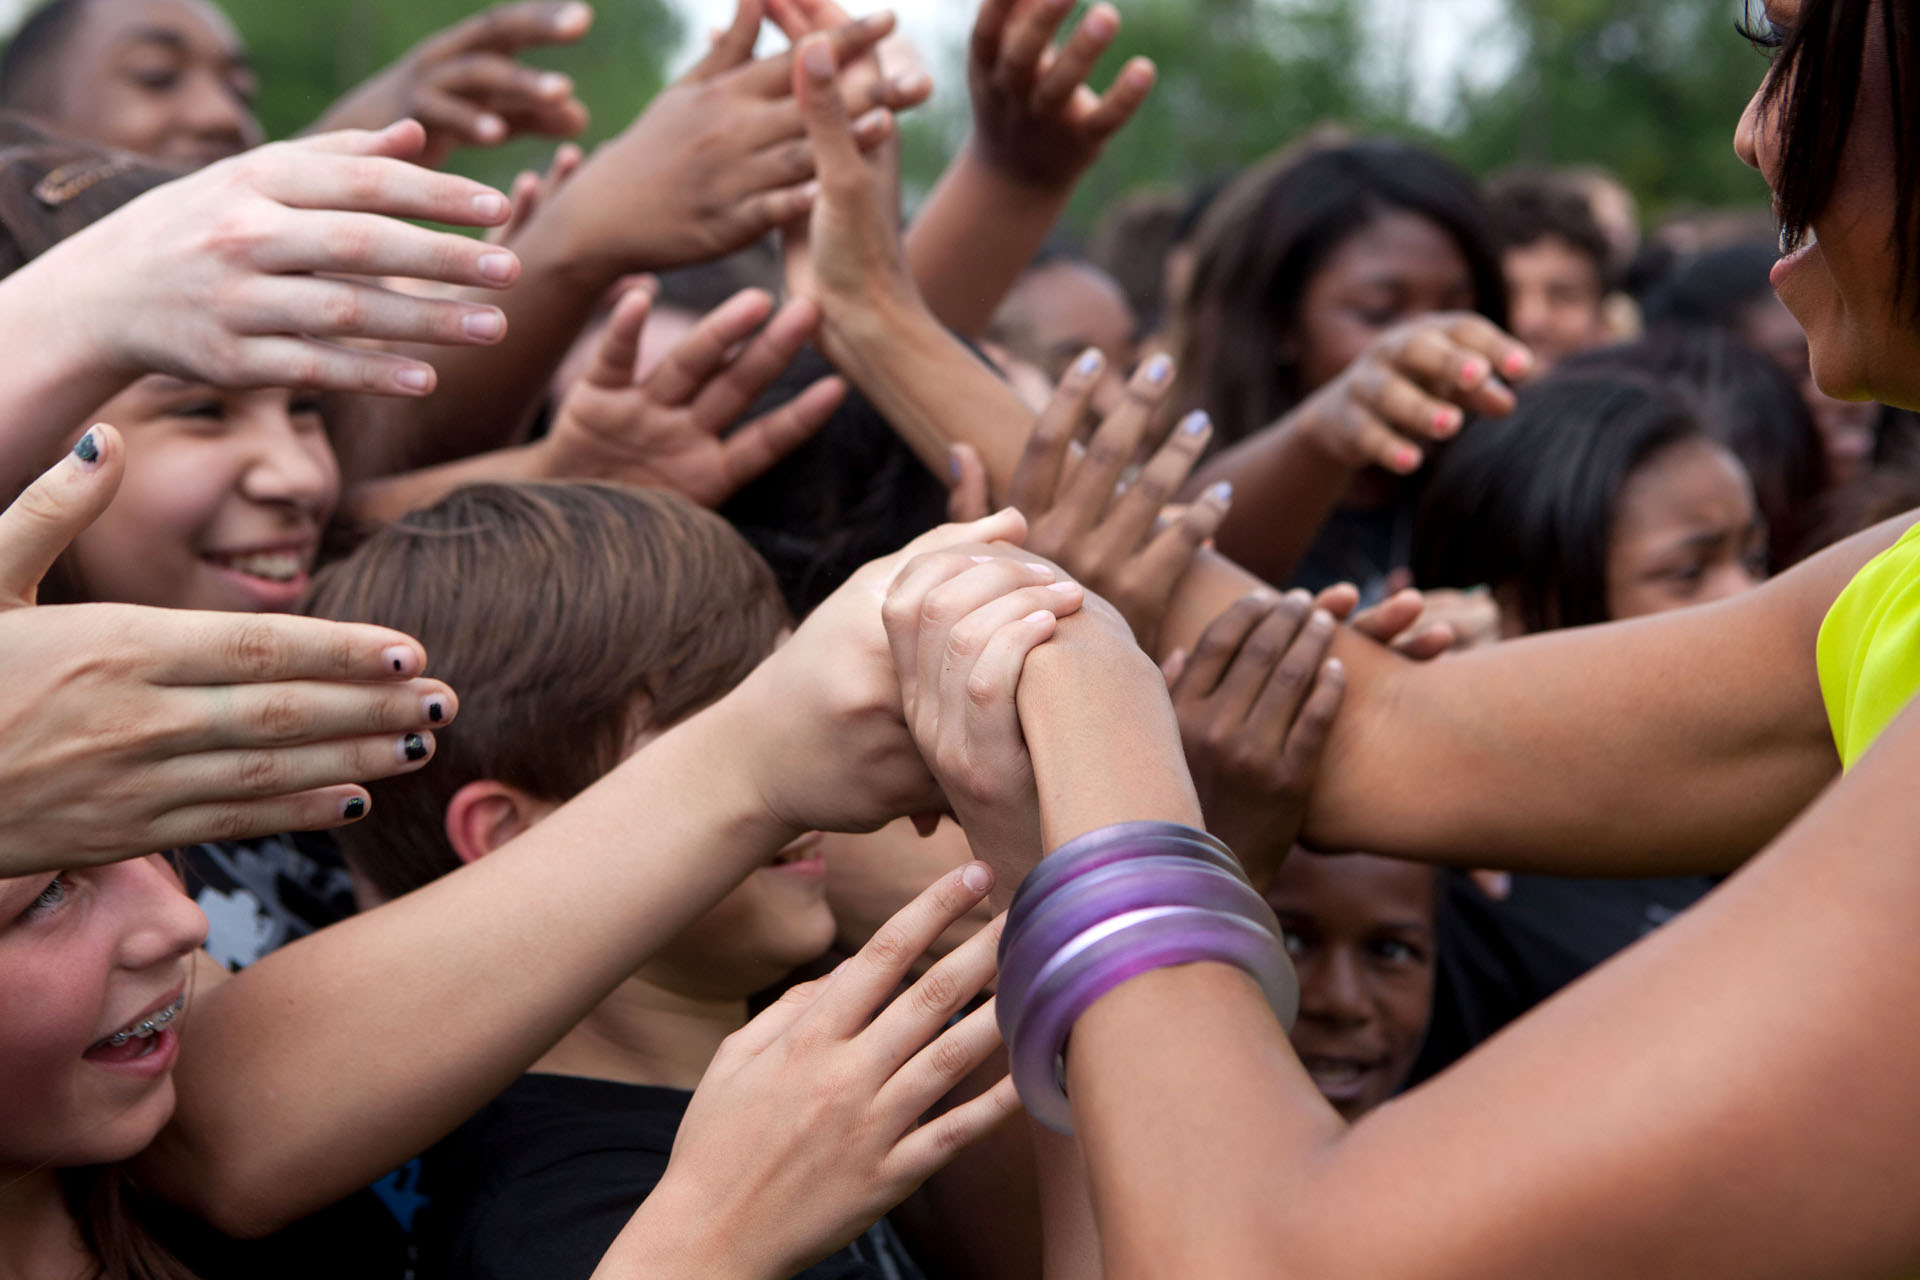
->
[582, 283, 657, 390]
[947, 444, 992, 523]
[1006, 348, 1103, 515]
[238, 276, 509, 348]
[485, 168, 542, 244]
[877, 999, 1007, 1140]
[417, 0, 593, 60]
[1327, 396, 1424, 475]
[993, 0, 1073, 99]
[803, 861, 997, 1037]
[147, 785, 384, 849]
[1350, 361, 1473, 453]
[1116, 481, 1233, 641]
[923, 578, 1080, 721]
[1080, 56, 1155, 135]
[1170, 593, 1275, 703]
[969, 0, 1021, 70]
[0, 425, 123, 607]
[1395, 625, 1457, 661]
[889, 1068, 1021, 1180]
[866, 910, 1005, 1070]
[1030, 2, 1118, 118]
[209, 334, 449, 398]
[1048, 353, 1176, 532]
[1348, 588, 1426, 646]
[1275, 657, 1345, 790]
[255, 149, 512, 228]
[162, 728, 439, 808]
[1242, 605, 1337, 762]
[1095, 408, 1214, 560]
[643, 289, 777, 407]
[245, 208, 519, 290]
[715, 375, 844, 502]
[1207, 592, 1314, 728]
[896, 556, 1076, 708]
[742, 11, 897, 97]
[1311, 582, 1361, 622]
[1378, 315, 1530, 419]
[293, 118, 432, 158]
[146, 611, 429, 685]
[179, 676, 457, 754]
[719, 971, 832, 1058]
[687, 295, 822, 427]
[688, 0, 764, 77]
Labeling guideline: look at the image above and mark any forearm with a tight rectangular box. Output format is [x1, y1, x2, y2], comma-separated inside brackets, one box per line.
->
[905, 140, 1073, 339]
[591, 1189, 766, 1280]
[139, 697, 794, 1236]
[1180, 418, 1357, 586]
[0, 250, 138, 496]
[1033, 1125, 1103, 1280]
[341, 441, 551, 525]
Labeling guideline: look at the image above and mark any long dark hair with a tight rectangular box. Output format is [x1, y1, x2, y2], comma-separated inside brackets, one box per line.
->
[58, 1167, 198, 1280]
[1761, 0, 1920, 309]
[1175, 138, 1507, 445]
[1412, 373, 1715, 633]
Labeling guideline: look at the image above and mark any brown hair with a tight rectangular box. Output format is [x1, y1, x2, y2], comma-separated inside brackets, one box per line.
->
[306, 481, 789, 902]
[58, 1167, 197, 1280]
[0, 112, 174, 278]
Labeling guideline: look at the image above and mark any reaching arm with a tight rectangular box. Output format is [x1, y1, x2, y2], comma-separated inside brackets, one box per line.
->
[783, 34, 1877, 876]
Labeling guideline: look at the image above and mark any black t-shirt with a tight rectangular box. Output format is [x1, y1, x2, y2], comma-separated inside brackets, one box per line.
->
[1410, 870, 1717, 1083]
[415, 1074, 923, 1280]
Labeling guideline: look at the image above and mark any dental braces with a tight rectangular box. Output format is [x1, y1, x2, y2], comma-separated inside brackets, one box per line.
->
[101, 994, 186, 1047]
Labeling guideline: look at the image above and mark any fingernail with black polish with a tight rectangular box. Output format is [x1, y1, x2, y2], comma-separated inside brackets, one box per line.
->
[402, 733, 430, 762]
[342, 796, 367, 821]
[424, 698, 445, 724]
[72, 431, 100, 466]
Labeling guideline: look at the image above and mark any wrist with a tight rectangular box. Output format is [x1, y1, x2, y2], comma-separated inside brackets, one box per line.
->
[688, 677, 811, 851]
[597, 1185, 767, 1280]
[955, 133, 1080, 206]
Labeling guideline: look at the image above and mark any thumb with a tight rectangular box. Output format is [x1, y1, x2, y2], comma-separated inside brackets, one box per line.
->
[0, 425, 125, 607]
[793, 34, 865, 183]
[945, 444, 992, 522]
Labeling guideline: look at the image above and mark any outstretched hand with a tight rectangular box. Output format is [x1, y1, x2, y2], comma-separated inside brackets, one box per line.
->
[541, 282, 844, 507]
[950, 349, 1231, 652]
[966, 0, 1155, 192]
[0, 428, 457, 876]
[42, 121, 518, 400]
[596, 864, 1017, 1278]
[309, 1, 594, 167]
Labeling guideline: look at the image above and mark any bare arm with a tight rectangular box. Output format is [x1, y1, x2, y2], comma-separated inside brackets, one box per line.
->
[785, 36, 1879, 876]
[1057, 684, 1920, 1278]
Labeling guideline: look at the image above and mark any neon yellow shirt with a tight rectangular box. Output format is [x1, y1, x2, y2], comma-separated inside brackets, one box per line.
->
[1817, 519, 1920, 769]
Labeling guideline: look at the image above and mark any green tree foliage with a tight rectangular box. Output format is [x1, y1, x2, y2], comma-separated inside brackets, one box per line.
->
[220, 0, 682, 191]
[1447, 0, 1772, 214]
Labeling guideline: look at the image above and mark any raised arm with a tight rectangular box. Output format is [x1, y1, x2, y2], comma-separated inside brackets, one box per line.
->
[783, 34, 1874, 876]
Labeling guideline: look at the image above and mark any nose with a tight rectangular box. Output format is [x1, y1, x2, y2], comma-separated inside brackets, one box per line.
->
[181, 71, 256, 156]
[111, 857, 210, 973]
[1298, 948, 1372, 1028]
[1703, 560, 1763, 604]
[239, 412, 340, 517]
[1734, 81, 1766, 173]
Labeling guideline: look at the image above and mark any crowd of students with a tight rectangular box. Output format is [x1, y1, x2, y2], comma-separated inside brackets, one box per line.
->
[4, 0, 1920, 1275]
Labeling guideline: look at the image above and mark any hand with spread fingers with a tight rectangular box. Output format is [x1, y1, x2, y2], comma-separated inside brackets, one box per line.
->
[949, 349, 1232, 653]
[548, 0, 928, 280]
[1164, 591, 1346, 889]
[595, 864, 1019, 1280]
[488, 142, 584, 247]
[0, 427, 457, 877]
[540, 282, 845, 507]
[308, 1, 595, 168]
[965, 0, 1156, 192]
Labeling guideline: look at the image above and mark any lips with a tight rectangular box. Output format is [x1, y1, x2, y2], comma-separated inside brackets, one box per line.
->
[1771, 224, 1819, 287]
[201, 548, 307, 584]
[87, 989, 186, 1054]
[1297, 1052, 1388, 1105]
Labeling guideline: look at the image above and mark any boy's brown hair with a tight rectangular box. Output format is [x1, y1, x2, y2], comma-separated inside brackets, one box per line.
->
[306, 481, 789, 902]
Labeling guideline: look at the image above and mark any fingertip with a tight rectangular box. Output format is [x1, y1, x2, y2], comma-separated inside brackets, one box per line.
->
[800, 31, 837, 80]
[960, 861, 993, 894]
[556, 0, 593, 34]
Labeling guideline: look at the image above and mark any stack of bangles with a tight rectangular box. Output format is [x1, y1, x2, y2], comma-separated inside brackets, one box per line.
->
[996, 820, 1298, 1134]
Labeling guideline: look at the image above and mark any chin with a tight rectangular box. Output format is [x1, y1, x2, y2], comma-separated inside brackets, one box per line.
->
[60, 1082, 178, 1168]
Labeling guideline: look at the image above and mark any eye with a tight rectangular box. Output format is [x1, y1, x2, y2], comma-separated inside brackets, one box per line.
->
[289, 395, 327, 420]
[1371, 937, 1425, 966]
[20, 874, 70, 922]
[128, 64, 181, 92]
[1280, 929, 1309, 960]
[165, 400, 228, 424]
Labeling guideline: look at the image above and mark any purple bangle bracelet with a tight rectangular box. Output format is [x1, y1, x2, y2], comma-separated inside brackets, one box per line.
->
[996, 857, 1276, 1045]
[1008, 905, 1299, 1134]
[1007, 821, 1246, 939]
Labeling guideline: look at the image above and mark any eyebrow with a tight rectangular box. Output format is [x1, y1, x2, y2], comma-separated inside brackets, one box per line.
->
[117, 26, 251, 68]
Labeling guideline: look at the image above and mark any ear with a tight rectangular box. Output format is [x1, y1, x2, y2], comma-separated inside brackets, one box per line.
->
[444, 779, 552, 865]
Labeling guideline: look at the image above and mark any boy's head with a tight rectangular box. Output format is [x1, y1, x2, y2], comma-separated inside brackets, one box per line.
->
[308, 481, 834, 994]
[1485, 173, 1613, 368]
[1266, 851, 1438, 1122]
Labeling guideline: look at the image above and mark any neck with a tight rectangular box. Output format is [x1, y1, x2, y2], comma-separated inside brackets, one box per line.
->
[0, 1166, 89, 1280]
[532, 975, 749, 1091]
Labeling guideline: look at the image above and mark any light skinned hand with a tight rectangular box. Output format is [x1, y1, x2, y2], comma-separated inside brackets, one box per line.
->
[1291, 311, 1535, 475]
[0, 427, 457, 877]
[1161, 591, 1345, 889]
[41, 120, 518, 398]
[949, 347, 1232, 652]
[309, 1, 595, 168]
[540, 281, 845, 507]
[720, 507, 1040, 838]
[548, 0, 927, 280]
[966, 0, 1156, 192]
[883, 542, 1088, 893]
[597, 862, 1019, 1279]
